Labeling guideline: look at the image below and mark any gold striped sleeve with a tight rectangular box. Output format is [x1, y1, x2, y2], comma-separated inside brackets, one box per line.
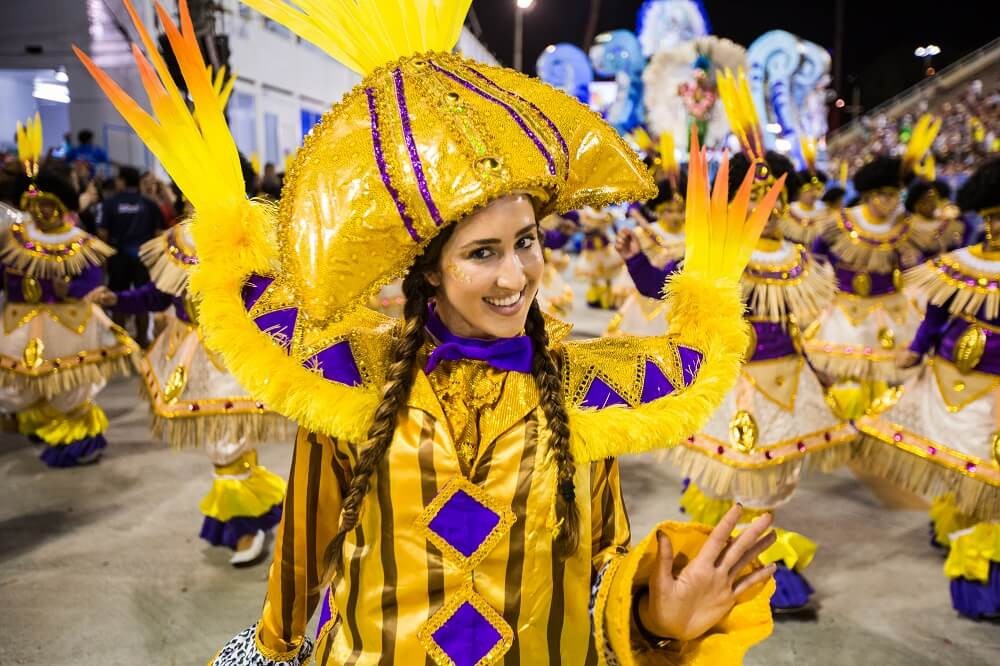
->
[257, 429, 346, 659]
[591, 458, 632, 570]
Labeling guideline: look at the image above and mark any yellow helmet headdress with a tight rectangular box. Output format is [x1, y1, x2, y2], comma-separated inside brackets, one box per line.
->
[901, 113, 941, 177]
[77, 0, 653, 327]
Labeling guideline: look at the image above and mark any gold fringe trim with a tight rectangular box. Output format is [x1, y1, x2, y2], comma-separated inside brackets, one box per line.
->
[0, 221, 115, 279]
[0, 351, 133, 400]
[742, 252, 836, 323]
[905, 255, 1000, 320]
[139, 229, 193, 297]
[150, 411, 291, 451]
[820, 208, 938, 274]
[669, 440, 852, 500]
[853, 434, 1000, 521]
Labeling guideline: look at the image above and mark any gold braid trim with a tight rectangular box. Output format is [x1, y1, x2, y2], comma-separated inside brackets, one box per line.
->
[0, 220, 115, 279]
[853, 424, 1000, 521]
[905, 253, 1000, 320]
[741, 249, 836, 324]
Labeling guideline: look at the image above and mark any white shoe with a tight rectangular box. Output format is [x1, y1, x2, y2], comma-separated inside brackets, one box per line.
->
[229, 529, 266, 567]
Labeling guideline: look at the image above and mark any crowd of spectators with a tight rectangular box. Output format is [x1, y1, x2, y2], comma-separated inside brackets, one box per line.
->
[831, 80, 1000, 190]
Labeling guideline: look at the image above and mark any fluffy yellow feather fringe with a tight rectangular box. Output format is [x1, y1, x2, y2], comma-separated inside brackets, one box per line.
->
[567, 272, 748, 463]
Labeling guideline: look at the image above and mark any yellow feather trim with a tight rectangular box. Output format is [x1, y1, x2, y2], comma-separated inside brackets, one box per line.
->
[16, 112, 43, 165]
[567, 273, 748, 463]
[17, 400, 108, 445]
[602, 521, 774, 666]
[944, 521, 1000, 583]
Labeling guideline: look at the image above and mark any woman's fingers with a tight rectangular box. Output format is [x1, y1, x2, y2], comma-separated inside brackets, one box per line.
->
[718, 512, 774, 571]
[726, 529, 777, 579]
[733, 563, 777, 597]
[699, 504, 744, 564]
[654, 530, 675, 585]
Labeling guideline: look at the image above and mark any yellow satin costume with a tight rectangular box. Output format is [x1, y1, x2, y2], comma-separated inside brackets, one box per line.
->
[79, 1, 782, 664]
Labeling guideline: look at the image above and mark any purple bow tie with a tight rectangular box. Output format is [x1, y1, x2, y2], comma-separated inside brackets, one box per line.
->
[424, 309, 534, 375]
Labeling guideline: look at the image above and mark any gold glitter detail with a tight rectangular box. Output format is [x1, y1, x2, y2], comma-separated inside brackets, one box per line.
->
[729, 410, 758, 453]
[954, 325, 986, 374]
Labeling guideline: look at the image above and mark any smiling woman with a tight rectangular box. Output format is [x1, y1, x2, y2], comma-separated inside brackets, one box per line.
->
[78, 1, 785, 664]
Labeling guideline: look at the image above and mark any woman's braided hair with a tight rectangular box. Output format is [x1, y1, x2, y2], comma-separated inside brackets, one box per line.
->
[323, 223, 579, 576]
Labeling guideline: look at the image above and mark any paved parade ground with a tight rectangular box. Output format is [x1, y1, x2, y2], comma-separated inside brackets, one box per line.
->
[2, 300, 998, 665]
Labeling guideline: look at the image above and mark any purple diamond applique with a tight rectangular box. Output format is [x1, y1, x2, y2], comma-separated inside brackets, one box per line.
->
[431, 601, 502, 666]
[305, 341, 363, 386]
[427, 489, 500, 558]
[640, 359, 676, 403]
[580, 376, 628, 409]
[679, 346, 703, 386]
[253, 308, 298, 353]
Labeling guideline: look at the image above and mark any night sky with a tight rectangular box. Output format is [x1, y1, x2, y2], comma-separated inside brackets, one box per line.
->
[470, 0, 997, 125]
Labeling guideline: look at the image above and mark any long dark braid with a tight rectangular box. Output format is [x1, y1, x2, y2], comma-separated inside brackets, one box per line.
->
[524, 299, 580, 558]
[322, 252, 438, 576]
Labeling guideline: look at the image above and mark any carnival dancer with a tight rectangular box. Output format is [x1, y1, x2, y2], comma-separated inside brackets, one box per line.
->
[0, 115, 136, 467]
[627, 74, 847, 611]
[855, 158, 1000, 619]
[573, 206, 623, 309]
[607, 131, 687, 337]
[782, 137, 836, 246]
[535, 212, 578, 316]
[80, 1, 786, 662]
[905, 175, 968, 255]
[86, 221, 288, 565]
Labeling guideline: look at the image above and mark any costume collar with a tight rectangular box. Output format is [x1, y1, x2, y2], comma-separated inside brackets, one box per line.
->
[424, 307, 534, 375]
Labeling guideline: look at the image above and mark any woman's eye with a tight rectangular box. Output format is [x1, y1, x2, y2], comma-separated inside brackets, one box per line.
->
[470, 248, 493, 260]
[516, 235, 535, 249]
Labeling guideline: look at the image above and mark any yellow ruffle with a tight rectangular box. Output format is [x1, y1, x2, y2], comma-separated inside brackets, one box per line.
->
[756, 527, 817, 573]
[944, 522, 1000, 583]
[601, 521, 774, 666]
[825, 380, 890, 420]
[199, 456, 287, 522]
[680, 483, 733, 527]
[930, 494, 976, 549]
[17, 401, 108, 446]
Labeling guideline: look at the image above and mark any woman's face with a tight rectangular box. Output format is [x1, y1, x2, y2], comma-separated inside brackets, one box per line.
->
[428, 194, 543, 340]
[865, 188, 901, 219]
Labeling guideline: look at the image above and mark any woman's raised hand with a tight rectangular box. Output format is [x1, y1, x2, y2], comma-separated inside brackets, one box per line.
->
[638, 504, 777, 642]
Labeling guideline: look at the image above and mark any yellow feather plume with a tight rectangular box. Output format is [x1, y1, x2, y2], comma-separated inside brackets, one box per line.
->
[250, 152, 261, 177]
[800, 135, 818, 173]
[630, 127, 653, 152]
[73, 0, 247, 220]
[839, 159, 849, 185]
[240, 0, 473, 75]
[16, 112, 43, 165]
[683, 127, 783, 283]
[902, 113, 941, 174]
[716, 67, 764, 159]
[659, 130, 678, 181]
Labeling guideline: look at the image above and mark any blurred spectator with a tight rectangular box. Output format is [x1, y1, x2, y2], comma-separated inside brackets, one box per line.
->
[66, 129, 109, 176]
[140, 171, 178, 226]
[97, 165, 165, 347]
[260, 162, 282, 199]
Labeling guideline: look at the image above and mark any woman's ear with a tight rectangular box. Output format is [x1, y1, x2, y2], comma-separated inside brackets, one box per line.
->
[425, 269, 442, 288]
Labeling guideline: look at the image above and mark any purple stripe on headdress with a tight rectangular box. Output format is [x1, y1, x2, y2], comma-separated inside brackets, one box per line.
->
[367, 87, 421, 242]
[392, 69, 443, 228]
[461, 65, 569, 165]
[429, 62, 557, 176]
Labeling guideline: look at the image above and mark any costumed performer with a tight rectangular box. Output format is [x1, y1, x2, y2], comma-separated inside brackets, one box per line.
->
[0, 115, 136, 467]
[78, 1, 785, 663]
[855, 158, 1000, 619]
